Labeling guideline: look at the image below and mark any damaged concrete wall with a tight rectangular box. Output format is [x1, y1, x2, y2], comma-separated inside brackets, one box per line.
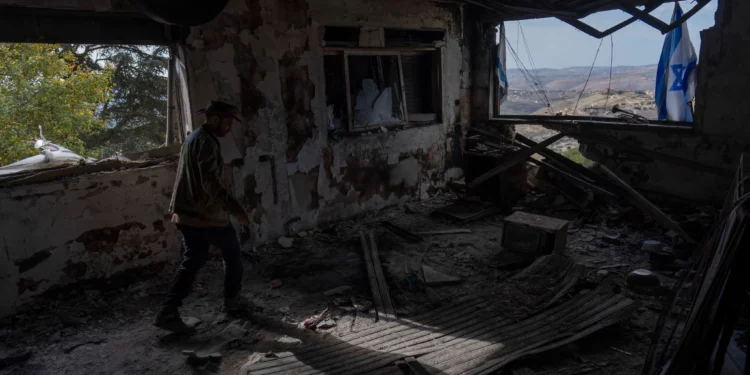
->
[185, 0, 470, 247]
[0, 165, 180, 317]
[0, 0, 483, 317]
[579, 0, 748, 202]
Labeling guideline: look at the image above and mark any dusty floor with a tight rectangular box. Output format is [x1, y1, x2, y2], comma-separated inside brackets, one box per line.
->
[0, 193, 698, 375]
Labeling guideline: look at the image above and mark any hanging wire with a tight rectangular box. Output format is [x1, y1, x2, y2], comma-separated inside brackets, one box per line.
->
[506, 39, 553, 113]
[573, 37, 604, 116]
[504, 27, 547, 107]
[602, 35, 614, 115]
[507, 22, 552, 113]
[516, 22, 520, 55]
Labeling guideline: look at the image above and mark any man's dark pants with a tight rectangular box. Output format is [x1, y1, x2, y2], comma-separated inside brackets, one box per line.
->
[161, 224, 243, 313]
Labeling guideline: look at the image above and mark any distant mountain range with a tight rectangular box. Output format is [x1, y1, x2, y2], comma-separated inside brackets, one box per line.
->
[507, 65, 658, 92]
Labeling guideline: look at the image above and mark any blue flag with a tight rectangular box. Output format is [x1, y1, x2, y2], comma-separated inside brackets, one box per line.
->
[496, 22, 509, 108]
[655, 3, 698, 121]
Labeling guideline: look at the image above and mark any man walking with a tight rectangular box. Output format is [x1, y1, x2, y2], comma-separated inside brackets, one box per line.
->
[155, 101, 252, 333]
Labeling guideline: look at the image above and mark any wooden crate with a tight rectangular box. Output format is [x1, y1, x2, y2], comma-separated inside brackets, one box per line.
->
[502, 211, 569, 256]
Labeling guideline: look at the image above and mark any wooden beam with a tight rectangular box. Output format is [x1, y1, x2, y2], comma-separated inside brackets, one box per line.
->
[615, 0, 711, 35]
[360, 230, 387, 320]
[468, 133, 565, 189]
[368, 230, 397, 321]
[598, 165, 697, 244]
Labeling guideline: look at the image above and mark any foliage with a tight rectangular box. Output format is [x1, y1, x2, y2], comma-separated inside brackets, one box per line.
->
[0, 43, 112, 166]
[561, 147, 594, 167]
[60, 45, 170, 157]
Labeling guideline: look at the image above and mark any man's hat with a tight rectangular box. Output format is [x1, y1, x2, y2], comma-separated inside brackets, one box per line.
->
[197, 101, 242, 122]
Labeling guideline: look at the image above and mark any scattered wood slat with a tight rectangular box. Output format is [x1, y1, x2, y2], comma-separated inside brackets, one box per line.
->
[468, 133, 565, 189]
[368, 230, 397, 321]
[597, 165, 697, 244]
[361, 230, 387, 321]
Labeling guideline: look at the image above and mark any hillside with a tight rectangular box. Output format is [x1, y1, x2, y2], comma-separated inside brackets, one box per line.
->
[500, 64, 658, 117]
[506, 65, 657, 92]
[502, 64, 660, 153]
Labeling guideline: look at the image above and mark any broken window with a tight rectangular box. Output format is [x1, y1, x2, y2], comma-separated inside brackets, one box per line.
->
[347, 53, 406, 130]
[0, 43, 178, 173]
[322, 27, 444, 133]
[324, 48, 441, 133]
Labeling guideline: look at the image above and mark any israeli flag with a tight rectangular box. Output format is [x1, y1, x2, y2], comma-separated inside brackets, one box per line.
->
[656, 3, 697, 122]
[496, 22, 509, 108]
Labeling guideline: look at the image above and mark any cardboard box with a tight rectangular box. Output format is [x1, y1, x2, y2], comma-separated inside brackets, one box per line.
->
[502, 211, 569, 257]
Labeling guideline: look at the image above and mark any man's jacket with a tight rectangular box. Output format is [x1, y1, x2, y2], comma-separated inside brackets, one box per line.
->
[169, 126, 244, 227]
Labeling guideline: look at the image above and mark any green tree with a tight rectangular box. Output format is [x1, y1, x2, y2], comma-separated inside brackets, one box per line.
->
[0, 43, 113, 166]
[61, 45, 169, 156]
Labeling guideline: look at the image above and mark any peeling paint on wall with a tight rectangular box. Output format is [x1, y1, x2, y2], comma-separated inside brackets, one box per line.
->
[1, 0, 477, 318]
[182, 0, 467, 246]
[0, 164, 181, 317]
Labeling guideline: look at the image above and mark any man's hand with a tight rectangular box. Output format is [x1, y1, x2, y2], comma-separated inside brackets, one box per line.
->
[235, 212, 250, 226]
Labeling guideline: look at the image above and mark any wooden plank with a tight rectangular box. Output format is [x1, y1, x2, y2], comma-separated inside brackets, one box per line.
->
[397, 53, 408, 123]
[598, 165, 697, 244]
[369, 230, 397, 321]
[468, 133, 565, 189]
[361, 230, 387, 320]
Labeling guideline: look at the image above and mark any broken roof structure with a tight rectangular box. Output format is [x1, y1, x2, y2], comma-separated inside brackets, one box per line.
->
[1, 0, 749, 374]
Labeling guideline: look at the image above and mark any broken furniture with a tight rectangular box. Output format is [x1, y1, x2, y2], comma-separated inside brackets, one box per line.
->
[502, 212, 569, 259]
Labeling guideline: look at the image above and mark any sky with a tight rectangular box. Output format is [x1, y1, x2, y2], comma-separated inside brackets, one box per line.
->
[501, 0, 718, 69]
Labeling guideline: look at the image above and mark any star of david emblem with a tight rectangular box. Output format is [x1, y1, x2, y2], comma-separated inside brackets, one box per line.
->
[670, 64, 687, 91]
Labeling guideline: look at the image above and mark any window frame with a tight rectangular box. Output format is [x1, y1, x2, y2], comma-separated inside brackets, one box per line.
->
[324, 46, 442, 133]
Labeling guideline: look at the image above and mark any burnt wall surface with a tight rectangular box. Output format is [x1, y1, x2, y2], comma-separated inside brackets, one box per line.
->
[185, 0, 470, 246]
[580, 0, 749, 202]
[0, 165, 181, 317]
[0, 0, 481, 318]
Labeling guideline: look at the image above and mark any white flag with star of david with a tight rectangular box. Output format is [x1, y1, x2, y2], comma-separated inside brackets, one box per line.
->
[655, 3, 698, 122]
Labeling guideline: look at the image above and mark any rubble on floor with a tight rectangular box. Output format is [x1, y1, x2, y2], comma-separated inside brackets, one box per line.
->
[0, 135, 736, 375]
